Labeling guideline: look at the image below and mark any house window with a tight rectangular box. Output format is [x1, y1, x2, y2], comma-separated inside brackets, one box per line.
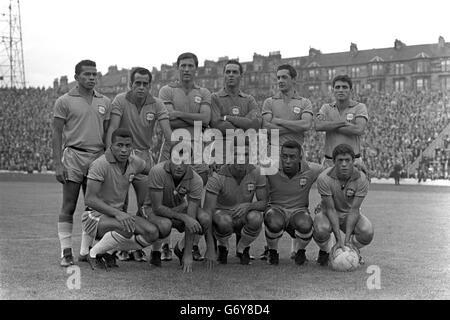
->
[416, 60, 429, 73]
[350, 66, 360, 78]
[441, 59, 450, 72]
[308, 69, 319, 79]
[328, 68, 336, 80]
[121, 76, 127, 84]
[416, 78, 429, 90]
[371, 64, 383, 76]
[441, 77, 450, 90]
[308, 85, 320, 91]
[394, 63, 404, 75]
[394, 79, 405, 92]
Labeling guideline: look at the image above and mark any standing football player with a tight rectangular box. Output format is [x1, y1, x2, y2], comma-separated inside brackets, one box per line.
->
[52, 59, 111, 267]
[315, 75, 368, 169]
[261, 64, 313, 147]
[210, 59, 261, 136]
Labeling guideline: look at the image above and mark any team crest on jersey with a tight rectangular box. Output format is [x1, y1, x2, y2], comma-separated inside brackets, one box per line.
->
[316, 113, 325, 121]
[299, 178, 307, 187]
[194, 96, 202, 104]
[146, 112, 155, 121]
[247, 183, 255, 191]
[128, 174, 135, 182]
[293, 106, 301, 114]
[346, 188, 355, 197]
[174, 186, 187, 197]
[346, 113, 354, 121]
[98, 105, 106, 114]
[232, 107, 239, 115]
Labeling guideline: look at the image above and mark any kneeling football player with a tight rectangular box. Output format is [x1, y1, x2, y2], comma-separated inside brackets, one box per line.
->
[260, 140, 323, 265]
[80, 128, 160, 270]
[313, 144, 374, 266]
[142, 143, 215, 272]
[203, 140, 267, 265]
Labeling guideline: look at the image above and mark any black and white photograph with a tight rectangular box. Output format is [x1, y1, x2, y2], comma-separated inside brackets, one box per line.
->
[0, 0, 449, 306]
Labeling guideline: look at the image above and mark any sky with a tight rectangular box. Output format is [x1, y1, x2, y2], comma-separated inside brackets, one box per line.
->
[2, 0, 450, 87]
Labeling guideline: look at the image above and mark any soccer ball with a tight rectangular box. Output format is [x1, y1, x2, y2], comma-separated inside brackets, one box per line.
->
[329, 246, 360, 272]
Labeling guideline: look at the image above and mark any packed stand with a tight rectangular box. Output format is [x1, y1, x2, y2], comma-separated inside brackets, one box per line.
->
[1, 87, 449, 179]
[0, 87, 56, 172]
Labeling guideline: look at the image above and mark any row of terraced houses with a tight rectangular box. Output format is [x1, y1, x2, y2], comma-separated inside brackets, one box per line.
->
[54, 36, 450, 100]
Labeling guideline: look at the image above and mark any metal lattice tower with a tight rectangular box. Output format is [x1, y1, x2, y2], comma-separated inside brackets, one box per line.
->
[0, 0, 25, 88]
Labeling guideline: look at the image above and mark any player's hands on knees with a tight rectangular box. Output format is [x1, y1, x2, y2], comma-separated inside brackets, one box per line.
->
[55, 163, 68, 184]
[184, 216, 202, 234]
[182, 254, 193, 273]
[232, 203, 251, 219]
[116, 212, 136, 233]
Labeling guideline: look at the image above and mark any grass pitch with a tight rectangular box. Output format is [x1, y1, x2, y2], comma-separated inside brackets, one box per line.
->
[0, 173, 449, 300]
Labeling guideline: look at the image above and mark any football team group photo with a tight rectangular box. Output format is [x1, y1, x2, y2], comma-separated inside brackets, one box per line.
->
[1, 0, 449, 301]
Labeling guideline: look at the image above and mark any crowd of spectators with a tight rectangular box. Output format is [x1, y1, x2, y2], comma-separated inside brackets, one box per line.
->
[0, 87, 56, 173]
[1, 86, 449, 180]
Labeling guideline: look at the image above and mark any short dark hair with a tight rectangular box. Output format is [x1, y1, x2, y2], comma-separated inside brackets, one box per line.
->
[332, 75, 353, 89]
[111, 128, 133, 144]
[130, 67, 152, 86]
[75, 60, 96, 75]
[224, 60, 243, 75]
[177, 52, 199, 68]
[281, 140, 303, 157]
[332, 144, 355, 161]
[277, 64, 297, 79]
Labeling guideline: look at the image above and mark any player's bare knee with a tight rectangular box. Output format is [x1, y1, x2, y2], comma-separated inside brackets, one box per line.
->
[356, 224, 374, 245]
[292, 212, 313, 234]
[197, 209, 212, 229]
[141, 223, 159, 244]
[264, 220, 284, 234]
[246, 210, 263, 231]
[213, 215, 233, 235]
[264, 210, 284, 233]
[157, 218, 172, 239]
[313, 223, 331, 242]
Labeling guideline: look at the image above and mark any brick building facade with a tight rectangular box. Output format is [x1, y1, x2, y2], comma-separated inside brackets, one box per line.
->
[58, 36, 450, 100]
